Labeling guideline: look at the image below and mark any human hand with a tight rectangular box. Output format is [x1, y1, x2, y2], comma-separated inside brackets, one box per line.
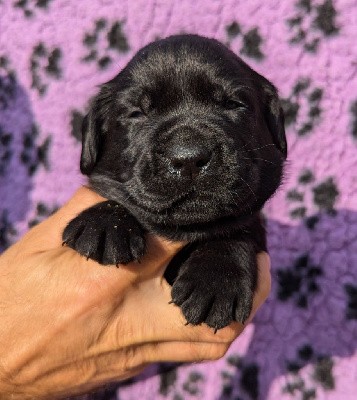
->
[0, 186, 271, 399]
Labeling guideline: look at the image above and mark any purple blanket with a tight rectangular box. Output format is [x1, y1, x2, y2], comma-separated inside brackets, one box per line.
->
[0, 0, 356, 399]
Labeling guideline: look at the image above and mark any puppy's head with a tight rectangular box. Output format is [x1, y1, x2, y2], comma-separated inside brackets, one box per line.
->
[81, 35, 287, 235]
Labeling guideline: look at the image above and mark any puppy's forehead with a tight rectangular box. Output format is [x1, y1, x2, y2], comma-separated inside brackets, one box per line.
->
[127, 36, 257, 96]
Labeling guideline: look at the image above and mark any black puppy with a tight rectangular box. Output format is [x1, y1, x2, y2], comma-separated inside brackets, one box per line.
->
[63, 35, 287, 331]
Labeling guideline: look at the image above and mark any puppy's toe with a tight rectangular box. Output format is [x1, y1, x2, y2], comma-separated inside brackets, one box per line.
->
[73, 225, 106, 262]
[101, 229, 123, 265]
[129, 230, 146, 261]
[180, 293, 215, 325]
[171, 279, 194, 306]
[233, 290, 253, 324]
[204, 297, 236, 330]
[62, 217, 86, 247]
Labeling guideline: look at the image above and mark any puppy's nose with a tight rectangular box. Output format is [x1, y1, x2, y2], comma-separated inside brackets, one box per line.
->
[168, 144, 212, 179]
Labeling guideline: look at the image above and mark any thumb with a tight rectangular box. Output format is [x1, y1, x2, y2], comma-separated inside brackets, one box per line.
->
[131, 234, 185, 281]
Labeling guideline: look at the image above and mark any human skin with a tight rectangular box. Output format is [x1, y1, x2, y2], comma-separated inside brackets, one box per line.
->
[0, 187, 271, 399]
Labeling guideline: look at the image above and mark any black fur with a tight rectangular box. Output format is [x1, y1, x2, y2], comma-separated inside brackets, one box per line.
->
[63, 34, 287, 330]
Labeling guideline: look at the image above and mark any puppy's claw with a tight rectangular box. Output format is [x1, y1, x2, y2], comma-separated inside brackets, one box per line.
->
[168, 300, 174, 304]
[185, 321, 190, 326]
[214, 327, 218, 334]
[62, 241, 67, 247]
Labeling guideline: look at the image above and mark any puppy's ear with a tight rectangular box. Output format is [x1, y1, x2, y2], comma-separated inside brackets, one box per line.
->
[80, 85, 112, 175]
[80, 108, 101, 175]
[263, 84, 287, 159]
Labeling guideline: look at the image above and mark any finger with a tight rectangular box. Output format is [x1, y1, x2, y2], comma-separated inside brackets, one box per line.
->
[123, 234, 185, 280]
[109, 275, 244, 348]
[245, 251, 271, 324]
[140, 341, 232, 364]
[63, 341, 230, 395]
[92, 341, 231, 378]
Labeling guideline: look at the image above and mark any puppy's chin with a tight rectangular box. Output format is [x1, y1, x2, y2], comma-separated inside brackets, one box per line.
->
[89, 173, 257, 235]
[127, 187, 256, 229]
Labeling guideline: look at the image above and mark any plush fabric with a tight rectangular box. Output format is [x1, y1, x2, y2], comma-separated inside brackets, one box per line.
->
[0, 1, 356, 399]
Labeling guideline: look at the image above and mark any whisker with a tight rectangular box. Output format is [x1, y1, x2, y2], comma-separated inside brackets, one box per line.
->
[228, 192, 241, 207]
[236, 174, 257, 203]
[231, 190, 253, 215]
[246, 144, 276, 151]
[236, 139, 276, 155]
[237, 137, 259, 152]
[240, 156, 279, 166]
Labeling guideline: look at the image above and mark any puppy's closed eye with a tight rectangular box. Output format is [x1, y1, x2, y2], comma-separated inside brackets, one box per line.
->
[222, 98, 248, 110]
[128, 110, 145, 119]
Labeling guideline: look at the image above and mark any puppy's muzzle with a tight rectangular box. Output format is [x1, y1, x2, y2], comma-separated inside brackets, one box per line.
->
[165, 142, 212, 179]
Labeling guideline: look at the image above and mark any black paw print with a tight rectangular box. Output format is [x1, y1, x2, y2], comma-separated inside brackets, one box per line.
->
[182, 372, 204, 396]
[82, 19, 130, 69]
[225, 21, 264, 61]
[281, 78, 323, 136]
[287, 0, 339, 53]
[0, 125, 13, 176]
[14, 0, 53, 18]
[28, 202, 59, 228]
[30, 42, 62, 96]
[283, 344, 335, 398]
[0, 55, 17, 110]
[312, 177, 339, 214]
[70, 109, 85, 142]
[286, 170, 314, 222]
[20, 124, 51, 175]
[349, 100, 357, 140]
[159, 369, 204, 400]
[276, 254, 322, 308]
[0, 210, 17, 251]
[159, 363, 178, 396]
[344, 284, 357, 320]
[220, 354, 259, 400]
[286, 170, 339, 226]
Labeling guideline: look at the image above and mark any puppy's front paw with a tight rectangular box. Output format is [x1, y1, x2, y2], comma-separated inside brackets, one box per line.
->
[63, 201, 145, 265]
[171, 259, 254, 331]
